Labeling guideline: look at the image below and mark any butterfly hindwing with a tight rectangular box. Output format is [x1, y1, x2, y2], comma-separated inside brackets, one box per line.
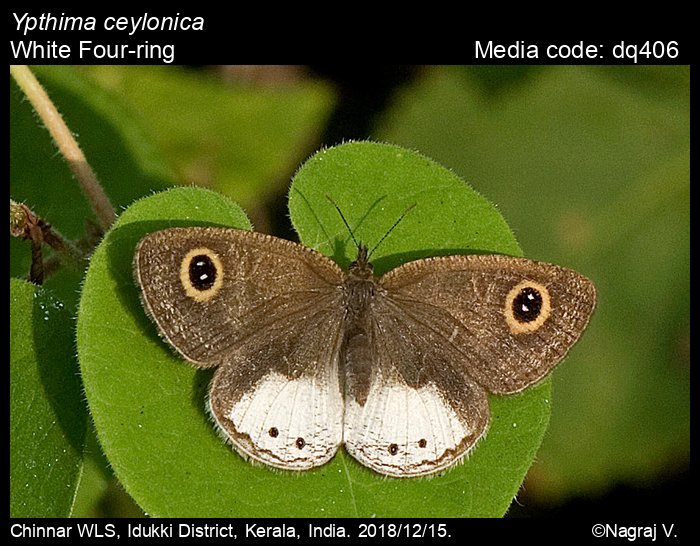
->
[207, 298, 346, 470]
[342, 292, 491, 477]
[344, 364, 489, 477]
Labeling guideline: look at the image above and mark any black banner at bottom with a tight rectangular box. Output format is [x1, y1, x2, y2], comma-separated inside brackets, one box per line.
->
[8, 518, 684, 544]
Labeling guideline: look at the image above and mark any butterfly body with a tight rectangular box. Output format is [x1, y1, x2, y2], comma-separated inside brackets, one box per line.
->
[134, 227, 596, 478]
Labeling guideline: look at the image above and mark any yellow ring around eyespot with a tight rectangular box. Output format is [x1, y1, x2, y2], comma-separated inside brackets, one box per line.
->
[179, 247, 224, 303]
[504, 280, 551, 334]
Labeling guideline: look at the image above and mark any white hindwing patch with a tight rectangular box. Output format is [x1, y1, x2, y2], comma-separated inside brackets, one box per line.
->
[212, 370, 343, 471]
[344, 380, 481, 477]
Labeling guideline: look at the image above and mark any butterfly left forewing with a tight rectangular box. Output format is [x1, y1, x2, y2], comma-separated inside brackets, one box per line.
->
[379, 254, 597, 394]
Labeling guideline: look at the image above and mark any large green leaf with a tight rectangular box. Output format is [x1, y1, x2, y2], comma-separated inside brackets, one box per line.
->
[10, 278, 87, 517]
[77, 142, 560, 517]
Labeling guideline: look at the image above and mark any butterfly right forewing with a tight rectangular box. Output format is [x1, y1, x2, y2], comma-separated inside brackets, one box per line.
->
[379, 254, 597, 394]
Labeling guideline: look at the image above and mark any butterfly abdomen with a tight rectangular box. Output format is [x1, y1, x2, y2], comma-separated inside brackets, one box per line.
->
[341, 274, 381, 407]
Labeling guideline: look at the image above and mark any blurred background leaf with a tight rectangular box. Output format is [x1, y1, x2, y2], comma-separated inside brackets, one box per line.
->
[84, 65, 335, 233]
[10, 65, 688, 517]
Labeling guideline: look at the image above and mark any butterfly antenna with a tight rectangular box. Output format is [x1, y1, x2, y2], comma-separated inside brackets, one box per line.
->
[368, 203, 416, 260]
[326, 195, 360, 250]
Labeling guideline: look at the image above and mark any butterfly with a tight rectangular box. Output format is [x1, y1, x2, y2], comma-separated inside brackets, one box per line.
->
[133, 226, 596, 477]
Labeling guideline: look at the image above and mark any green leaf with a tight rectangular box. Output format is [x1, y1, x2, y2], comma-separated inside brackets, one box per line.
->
[78, 144, 554, 517]
[289, 141, 521, 268]
[10, 278, 87, 517]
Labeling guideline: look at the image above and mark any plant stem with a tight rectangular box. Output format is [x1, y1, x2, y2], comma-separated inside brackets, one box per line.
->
[10, 200, 86, 282]
[10, 65, 116, 232]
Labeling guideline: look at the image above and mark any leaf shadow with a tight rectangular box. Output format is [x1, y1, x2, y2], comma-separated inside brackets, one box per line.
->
[31, 290, 87, 459]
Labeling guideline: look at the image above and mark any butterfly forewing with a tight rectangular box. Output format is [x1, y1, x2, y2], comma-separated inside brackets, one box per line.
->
[379, 254, 597, 394]
[134, 228, 345, 367]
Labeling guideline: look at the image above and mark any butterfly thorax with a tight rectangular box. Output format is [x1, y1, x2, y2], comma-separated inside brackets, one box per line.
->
[344, 244, 379, 316]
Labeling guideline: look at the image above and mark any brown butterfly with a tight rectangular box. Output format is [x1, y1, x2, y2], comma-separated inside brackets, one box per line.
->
[134, 227, 596, 477]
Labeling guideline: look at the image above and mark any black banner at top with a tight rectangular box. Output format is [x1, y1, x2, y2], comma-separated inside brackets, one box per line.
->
[7, 9, 690, 65]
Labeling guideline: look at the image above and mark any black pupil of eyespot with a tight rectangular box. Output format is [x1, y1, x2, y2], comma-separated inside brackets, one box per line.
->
[513, 286, 542, 323]
[189, 255, 216, 291]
